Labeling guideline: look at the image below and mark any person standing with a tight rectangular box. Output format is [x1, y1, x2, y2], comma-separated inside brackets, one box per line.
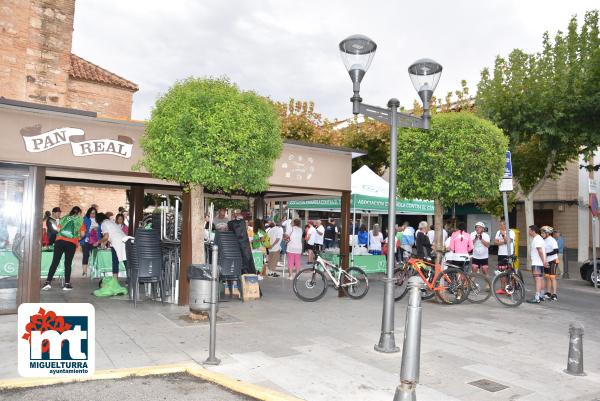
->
[541, 226, 559, 301]
[369, 223, 384, 255]
[415, 221, 432, 259]
[470, 222, 491, 274]
[115, 213, 128, 235]
[526, 225, 547, 304]
[267, 221, 283, 278]
[401, 223, 416, 258]
[213, 208, 230, 232]
[448, 222, 473, 268]
[305, 221, 316, 264]
[324, 218, 337, 249]
[81, 207, 100, 277]
[494, 220, 516, 272]
[251, 220, 269, 276]
[553, 230, 564, 278]
[357, 224, 369, 248]
[286, 219, 304, 279]
[314, 220, 325, 254]
[95, 213, 128, 294]
[46, 207, 61, 246]
[42, 207, 85, 291]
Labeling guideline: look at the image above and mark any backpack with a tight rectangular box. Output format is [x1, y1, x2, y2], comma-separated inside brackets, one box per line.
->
[262, 230, 271, 249]
[58, 216, 82, 239]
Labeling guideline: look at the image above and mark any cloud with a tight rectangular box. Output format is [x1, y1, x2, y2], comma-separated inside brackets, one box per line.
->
[71, 0, 594, 121]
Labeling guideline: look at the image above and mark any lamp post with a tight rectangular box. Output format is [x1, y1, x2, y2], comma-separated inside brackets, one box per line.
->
[339, 34, 442, 353]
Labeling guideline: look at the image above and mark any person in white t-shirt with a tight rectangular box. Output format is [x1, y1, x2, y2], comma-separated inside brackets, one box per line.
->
[427, 226, 448, 251]
[369, 224, 384, 255]
[306, 221, 317, 264]
[494, 220, 516, 271]
[314, 220, 325, 254]
[267, 222, 284, 278]
[443, 231, 457, 266]
[526, 225, 547, 304]
[470, 222, 491, 274]
[541, 226, 559, 301]
[286, 219, 304, 278]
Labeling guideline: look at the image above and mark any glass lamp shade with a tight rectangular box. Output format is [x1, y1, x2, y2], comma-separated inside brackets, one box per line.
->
[408, 58, 443, 94]
[339, 34, 377, 76]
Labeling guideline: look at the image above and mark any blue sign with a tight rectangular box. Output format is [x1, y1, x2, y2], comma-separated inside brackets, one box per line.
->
[504, 151, 512, 178]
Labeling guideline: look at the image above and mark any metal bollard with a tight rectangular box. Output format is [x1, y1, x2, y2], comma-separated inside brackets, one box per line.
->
[564, 322, 585, 376]
[204, 245, 221, 365]
[394, 276, 424, 401]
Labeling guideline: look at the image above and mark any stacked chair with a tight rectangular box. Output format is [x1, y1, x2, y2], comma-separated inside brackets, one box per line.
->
[126, 229, 166, 307]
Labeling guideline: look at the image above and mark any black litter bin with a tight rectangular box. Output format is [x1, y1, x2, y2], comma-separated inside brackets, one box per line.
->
[188, 264, 217, 313]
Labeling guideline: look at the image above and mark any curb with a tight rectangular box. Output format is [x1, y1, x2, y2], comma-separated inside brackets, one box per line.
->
[0, 362, 304, 401]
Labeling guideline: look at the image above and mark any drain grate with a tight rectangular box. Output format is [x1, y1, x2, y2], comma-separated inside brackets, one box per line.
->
[468, 379, 509, 392]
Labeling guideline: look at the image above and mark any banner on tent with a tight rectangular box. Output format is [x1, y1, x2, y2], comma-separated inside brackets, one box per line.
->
[288, 196, 434, 215]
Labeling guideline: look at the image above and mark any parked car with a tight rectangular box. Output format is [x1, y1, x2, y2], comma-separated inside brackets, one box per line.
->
[579, 259, 600, 286]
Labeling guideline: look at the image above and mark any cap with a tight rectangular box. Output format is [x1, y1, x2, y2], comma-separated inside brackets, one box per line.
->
[541, 225, 554, 234]
[475, 221, 485, 228]
[52, 207, 61, 213]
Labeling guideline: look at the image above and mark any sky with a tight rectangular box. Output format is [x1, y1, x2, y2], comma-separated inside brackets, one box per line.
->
[71, 0, 596, 122]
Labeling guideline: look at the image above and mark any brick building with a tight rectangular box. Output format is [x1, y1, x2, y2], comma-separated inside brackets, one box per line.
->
[0, 0, 138, 214]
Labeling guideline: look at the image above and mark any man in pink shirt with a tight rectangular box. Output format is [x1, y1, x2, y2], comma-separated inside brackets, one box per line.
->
[448, 222, 474, 269]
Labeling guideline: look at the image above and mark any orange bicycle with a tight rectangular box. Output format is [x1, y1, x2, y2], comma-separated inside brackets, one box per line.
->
[393, 254, 470, 304]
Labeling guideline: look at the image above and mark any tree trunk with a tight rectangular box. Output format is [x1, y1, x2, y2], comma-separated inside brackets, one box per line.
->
[434, 199, 444, 262]
[523, 192, 535, 269]
[190, 185, 205, 265]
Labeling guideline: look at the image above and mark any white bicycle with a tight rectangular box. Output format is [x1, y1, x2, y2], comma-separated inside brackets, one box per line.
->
[292, 253, 369, 302]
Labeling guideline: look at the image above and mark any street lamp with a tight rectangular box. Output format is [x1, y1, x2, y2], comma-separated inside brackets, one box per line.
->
[339, 34, 442, 354]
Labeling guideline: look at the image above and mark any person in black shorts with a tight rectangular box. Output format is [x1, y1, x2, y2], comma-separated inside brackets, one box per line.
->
[470, 222, 491, 275]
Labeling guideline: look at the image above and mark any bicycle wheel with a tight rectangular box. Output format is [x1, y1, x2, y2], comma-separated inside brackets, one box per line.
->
[435, 267, 470, 305]
[293, 268, 327, 302]
[342, 267, 369, 299]
[492, 272, 525, 307]
[467, 273, 491, 304]
[393, 265, 411, 301]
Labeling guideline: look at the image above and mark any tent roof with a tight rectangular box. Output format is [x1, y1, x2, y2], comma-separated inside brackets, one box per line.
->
[351, 165, 389, 197]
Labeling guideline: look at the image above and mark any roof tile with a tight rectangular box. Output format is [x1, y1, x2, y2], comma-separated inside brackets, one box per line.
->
[69, 54, 139, 91]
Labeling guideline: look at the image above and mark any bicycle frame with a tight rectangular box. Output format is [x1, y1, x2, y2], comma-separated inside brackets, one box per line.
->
[407, 257, 454, 292]
[315, 255, 358, 288]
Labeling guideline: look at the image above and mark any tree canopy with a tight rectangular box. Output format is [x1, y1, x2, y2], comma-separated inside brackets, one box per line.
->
[396, 112, 508, 206]
[139, 77, 282, 194]
[276, 99, 339, 145]
[476, 10, 600, 191]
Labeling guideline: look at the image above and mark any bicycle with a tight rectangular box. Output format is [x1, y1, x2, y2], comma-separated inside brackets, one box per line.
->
[445, 256, 492, 304]
[491, 254, 525, 307]
[292, 253, 369, 302]
[393, 252, 470, 304]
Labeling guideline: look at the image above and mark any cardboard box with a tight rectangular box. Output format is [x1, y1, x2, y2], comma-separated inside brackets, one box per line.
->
[241, 274, 260, 301]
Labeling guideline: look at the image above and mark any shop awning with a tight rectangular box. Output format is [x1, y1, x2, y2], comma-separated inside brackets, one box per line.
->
[287, 166, 434, 215]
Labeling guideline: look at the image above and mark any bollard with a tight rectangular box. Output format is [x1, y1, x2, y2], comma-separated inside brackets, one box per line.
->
[393, 276, 424, 401]
[204, 245, 221, 365]
[564, 322, 585, 376]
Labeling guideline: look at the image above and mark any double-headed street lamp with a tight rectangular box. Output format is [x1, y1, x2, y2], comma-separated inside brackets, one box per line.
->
[339, 34, 442, 353]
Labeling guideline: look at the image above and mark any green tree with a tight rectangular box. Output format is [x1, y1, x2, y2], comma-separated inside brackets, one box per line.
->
[138, 77, 282, 264]
[477, 10, 600, 259]
[397, 113, 508, 258]
[340, 117, 390, 174]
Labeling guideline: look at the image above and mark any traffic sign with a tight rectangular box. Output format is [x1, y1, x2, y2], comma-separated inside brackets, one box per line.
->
[500, 178, 513, 192]
[504, 151, 512, 178]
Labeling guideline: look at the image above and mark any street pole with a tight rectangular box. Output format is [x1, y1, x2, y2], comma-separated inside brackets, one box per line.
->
[593, 217, 598, 289]
[375, 99, 400, 354]
[502, 192, 512, 259]
[204, 245, 221, 365]
[394, 276, 424, 401]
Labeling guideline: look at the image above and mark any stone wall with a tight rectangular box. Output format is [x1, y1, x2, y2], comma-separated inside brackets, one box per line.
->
[0, 0, 75, 106]
[43, 183, 128, 216]
[66, 78, 133, 119]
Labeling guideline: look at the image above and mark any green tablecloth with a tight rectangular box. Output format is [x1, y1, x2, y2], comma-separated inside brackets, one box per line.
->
[253, 251, 264, 273]
[90, 248, 126, 278]
[321, 251, 387, 274]
[0, 250, 64, 277]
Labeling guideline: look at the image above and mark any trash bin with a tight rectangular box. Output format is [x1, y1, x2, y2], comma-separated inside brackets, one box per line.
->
[188, 264, 218, 313]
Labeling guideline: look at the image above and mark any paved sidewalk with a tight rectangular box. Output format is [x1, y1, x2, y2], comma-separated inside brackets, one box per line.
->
[1, 270, 599, 401]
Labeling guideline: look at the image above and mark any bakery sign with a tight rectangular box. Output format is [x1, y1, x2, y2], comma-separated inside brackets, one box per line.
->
[20, 125, 133, 158]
